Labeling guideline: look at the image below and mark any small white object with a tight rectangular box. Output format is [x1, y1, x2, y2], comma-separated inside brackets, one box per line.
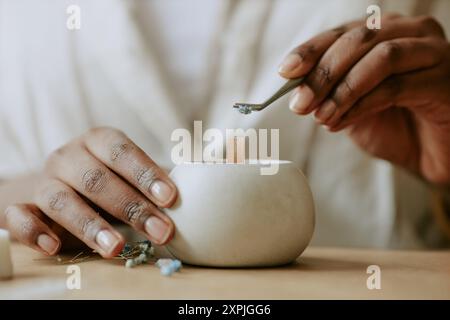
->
[155, 258, 172, 268]
[137, 253, 147, 263]
[172, 260, 182, 271]
[125, 259, 135, 268]
[160, 265, 173, 276]
[0, 229, 13, 280]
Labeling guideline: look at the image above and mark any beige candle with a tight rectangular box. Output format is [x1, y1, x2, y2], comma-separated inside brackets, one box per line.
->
[0, 229, 13, 280]
[226, 136, 245, 164]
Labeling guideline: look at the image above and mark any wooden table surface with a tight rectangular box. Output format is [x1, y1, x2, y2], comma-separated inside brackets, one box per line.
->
[1, 243, 449, 299]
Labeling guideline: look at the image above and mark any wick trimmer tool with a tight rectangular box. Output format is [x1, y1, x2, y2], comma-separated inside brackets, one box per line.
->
[233, 77, 304, 114]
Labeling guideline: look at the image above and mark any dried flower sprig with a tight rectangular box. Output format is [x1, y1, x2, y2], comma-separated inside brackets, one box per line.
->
[36, 240, 183, 275]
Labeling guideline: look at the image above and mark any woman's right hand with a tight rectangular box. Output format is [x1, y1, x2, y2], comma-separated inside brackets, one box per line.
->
[3, 127, 177, 258]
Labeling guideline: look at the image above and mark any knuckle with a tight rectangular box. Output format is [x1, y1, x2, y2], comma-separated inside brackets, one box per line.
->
[88, 126, 118, 136]
[47, 190, 69, 211]
[5, 206, 41, 244]
[377, 41, 402, 62]
[134, 167, 157, 190]
[87, 126, 126, 142]
[50, 146, 67, 159]
[19, 215, 38, 241]
[339, 28, 358, 44]
[45, 146, 68, 173]
[86, 127, 101, 136]
[293, 44, 315, 63]
[78, 217, 100, 240]
[35, 181, 69, 212]
[87, 127, 131, 162]
[81, 168, 108, 193]
[309, 65, 333, 88]
[417, 15, 445, 36]
[110, 142, 131, 161]
[353, 26, 378, 43]
[331, 26, 347, 36]
[122, 200, 149, 225]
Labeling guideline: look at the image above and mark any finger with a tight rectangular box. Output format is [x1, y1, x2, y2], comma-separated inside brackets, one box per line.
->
[34, 178, 125, 258]
[83, 127, 177, 208]
[278, 20, 361, 77]
[327, 89, 393, 132]
[4, 204, 61, 255]
[327, 72, 425, 131]
[315, 37, 445, 125]
[46, 143, 175, 245]
[289, 15, 445, 115]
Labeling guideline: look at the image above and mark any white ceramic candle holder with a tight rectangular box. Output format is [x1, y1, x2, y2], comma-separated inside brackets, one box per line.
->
[163, 161, 315, 267]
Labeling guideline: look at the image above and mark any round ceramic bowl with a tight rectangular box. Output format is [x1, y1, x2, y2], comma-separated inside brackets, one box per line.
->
[163, 161, 315, 267]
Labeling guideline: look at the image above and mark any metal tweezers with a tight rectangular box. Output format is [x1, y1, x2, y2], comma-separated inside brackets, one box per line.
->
[233, 77, 304, 114]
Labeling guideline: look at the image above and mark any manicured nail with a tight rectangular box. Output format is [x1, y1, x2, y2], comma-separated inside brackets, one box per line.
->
[315, 100, 336, 123]
[150, 180, 174, 204]
[278, 53, 302, 74]
[96, 230, 120, 253]
[37, 234, 59, 255]
[145, 216, 171, 244]
[289, 91, 300, 111]
[289, 86, 314, 113]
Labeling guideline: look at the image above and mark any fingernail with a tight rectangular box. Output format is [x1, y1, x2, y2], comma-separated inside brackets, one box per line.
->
[278, 53, 302, 74]
[145, 216, 171, 244]
[289, 86, 314, 113]
[96, 230, 120, 253]
[37, 234, 59, 255]
[150, 180, 174, 204]
[315, 100, 336, 123]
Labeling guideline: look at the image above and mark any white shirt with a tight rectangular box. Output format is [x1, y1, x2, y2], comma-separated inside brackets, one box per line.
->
[135, 0, 224, 115]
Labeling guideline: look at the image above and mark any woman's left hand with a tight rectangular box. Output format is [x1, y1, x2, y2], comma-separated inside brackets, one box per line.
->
[279, 14, 450, 185]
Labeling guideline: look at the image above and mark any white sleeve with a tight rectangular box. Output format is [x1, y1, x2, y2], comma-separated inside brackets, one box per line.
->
[0, 1, 58, 179]
[0, 116, 34, 179]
